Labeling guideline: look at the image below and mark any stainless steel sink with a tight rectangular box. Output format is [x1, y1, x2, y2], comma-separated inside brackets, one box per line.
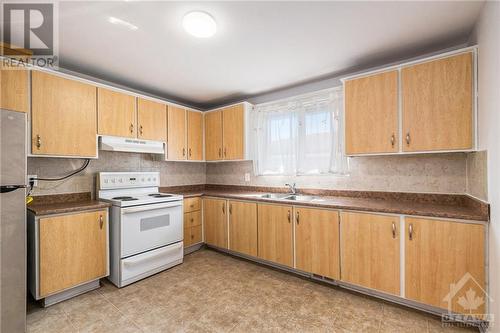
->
[258, 193, 290, 199]
[282, 195, 317, 201]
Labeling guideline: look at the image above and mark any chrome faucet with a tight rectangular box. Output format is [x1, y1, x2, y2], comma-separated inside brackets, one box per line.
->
[285, 183, 297, 194]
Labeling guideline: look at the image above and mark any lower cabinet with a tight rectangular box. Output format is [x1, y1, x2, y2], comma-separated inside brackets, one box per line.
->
[405, 217, 486, 316]
[36, 210, 108, 298]
[294, 207, 340, 280]
[340, 212, 400, 295]
[183, 197, 203, 247]
[203, 198, 228, 249]
[228, 201, 257, 257]
[257, 203, 293, 267]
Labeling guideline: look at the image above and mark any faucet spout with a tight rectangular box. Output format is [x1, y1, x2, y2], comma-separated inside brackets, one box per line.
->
[285, 183, 297, 194]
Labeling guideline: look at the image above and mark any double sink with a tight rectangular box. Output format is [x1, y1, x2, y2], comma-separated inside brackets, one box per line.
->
[255, 193, 320, 202]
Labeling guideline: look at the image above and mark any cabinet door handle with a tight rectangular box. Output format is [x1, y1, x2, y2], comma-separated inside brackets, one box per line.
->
[139, 125, 143, 136]
[391, 134, 395, 147]
[130, 123, 134, 134]
[392, 222, 396, 239]
[406, 133, 411, 146]
[222, 203, 225, 214]
[182, 148, 186, 156]
[287, 210, 291, 223]
[229, 203, 232, 215]
[408, 223, 413, 240]
[296, 211, 300, 225]
[99, 215, 104, 229]
[36, 135, 41, 149]
[224, 147, 227, 157]
[189, 148, 192, 157]
[218, 148, 222, 157]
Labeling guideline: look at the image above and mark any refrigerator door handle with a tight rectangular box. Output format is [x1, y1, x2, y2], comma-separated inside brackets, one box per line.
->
[0, 185, 27, 193]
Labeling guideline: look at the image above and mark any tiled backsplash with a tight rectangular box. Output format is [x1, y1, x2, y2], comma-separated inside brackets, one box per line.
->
[206, 153, 470, 194]
[28, 151, 206, 197]
[28, 151, 488, 200]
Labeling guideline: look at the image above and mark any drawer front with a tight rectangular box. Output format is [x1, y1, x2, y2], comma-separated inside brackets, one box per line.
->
[184, 197, 201, 213]
[184, 211, 201, 228]
[191, 225, 203, 244]
[121, 242, 183, 284]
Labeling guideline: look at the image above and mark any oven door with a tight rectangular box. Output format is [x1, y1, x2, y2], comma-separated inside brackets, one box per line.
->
[120, 201, 183, 258]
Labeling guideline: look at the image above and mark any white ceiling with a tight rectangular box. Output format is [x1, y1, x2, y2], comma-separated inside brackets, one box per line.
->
[58, 1, 484, 109]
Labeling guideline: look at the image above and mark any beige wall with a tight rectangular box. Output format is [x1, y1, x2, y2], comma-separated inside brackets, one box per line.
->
[468, 1, 500, 330]
[466, 150, 488, 201]
[28, 151, 206, 197]
[206, 153, 468, 194]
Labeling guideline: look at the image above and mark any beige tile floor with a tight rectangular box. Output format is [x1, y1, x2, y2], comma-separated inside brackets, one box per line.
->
[27, 249, 478, 333]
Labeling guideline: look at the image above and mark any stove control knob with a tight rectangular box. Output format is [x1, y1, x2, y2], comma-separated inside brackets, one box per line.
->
[147, 178, 151, 182]
[111, 178, 115, 183]
[104, 179, 108, 184]
[118, 178, 123, 183]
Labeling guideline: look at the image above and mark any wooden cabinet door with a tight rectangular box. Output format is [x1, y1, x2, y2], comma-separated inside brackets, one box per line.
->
[222, 105, 245, 160]
[205, 110, 223, 161]
[402, 53, 473, 152]
[39, 210, 107, 297]
[97, 87, 136, 138]
[257, 204, 293, 267]
[31, 71, 97, 157]
[187, 111, 203, 160]
[340, 212, 400, 295]
[167, 106, 186, 160]
[405, 217, 485, 316]
[0, 69, 29, 112]
[203, 198, 227, 249]
[344, 71, 399, 154]
[183, 225, 192, 247]
[295, 208, 340, 280]
[228, 201, 257, 257]
[137, 98, 167, 141]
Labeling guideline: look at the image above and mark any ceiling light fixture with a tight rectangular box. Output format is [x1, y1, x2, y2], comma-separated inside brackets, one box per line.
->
[182, 11, 217, 38]
[108, 16, 138, 31]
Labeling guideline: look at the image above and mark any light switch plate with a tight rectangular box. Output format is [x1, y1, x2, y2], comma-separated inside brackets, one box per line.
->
[28, 175, 38, 187]
[244, 173, 251, 182]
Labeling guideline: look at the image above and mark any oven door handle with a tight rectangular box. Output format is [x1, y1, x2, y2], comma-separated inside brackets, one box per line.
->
[121, 201, 182, 214]
[123, 242, 183, 266]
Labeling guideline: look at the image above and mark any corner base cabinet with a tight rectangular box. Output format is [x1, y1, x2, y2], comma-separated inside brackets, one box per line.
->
[27, 209, 109, 304]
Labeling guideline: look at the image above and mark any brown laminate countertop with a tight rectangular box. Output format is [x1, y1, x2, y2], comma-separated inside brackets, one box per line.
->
[27, 192, 111, 216]
[160, 185, 489, 222]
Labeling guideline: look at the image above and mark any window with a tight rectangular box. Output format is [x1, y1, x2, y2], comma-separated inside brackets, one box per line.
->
[250, 87, 348, 176]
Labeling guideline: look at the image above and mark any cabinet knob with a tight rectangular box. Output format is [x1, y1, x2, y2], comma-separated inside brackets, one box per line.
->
[36, 135, 41, 149]
[190, 218, 194, 223]
[391, 134, 395, 147]
[139, 125, 143, 135]
[392, 222, 396, 239]
[189, 148, 192, 157]
[99, 215, 104, 229]
[408, 223, 413, 240]
[296, 211, 300, 225]
[130, 123, 134, 134]
[406, 133, 411, 146]
[182, 148, 186, 156]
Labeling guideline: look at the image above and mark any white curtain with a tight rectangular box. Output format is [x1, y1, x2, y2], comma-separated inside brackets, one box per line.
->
[250, 87, 348, 176]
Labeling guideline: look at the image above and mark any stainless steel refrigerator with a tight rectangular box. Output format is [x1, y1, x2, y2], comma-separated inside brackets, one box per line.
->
[0, 109, 27, 333]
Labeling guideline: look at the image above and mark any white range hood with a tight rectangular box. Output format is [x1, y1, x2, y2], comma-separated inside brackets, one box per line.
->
[99, 136, 165, 154]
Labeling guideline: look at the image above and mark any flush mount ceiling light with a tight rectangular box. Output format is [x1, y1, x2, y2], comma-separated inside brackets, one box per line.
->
[182, 11, 217, 38]
[108, 16, 138, 31]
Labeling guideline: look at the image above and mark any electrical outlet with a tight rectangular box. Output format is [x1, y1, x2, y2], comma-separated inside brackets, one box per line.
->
[28, 175, 38, 187]
[244, 173, 251, 182]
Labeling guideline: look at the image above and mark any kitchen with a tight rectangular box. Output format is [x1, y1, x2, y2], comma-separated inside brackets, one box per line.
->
[0, 1, 499, 332]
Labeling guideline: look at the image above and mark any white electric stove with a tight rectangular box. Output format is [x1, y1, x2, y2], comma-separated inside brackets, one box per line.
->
[98, 172, 184, 287]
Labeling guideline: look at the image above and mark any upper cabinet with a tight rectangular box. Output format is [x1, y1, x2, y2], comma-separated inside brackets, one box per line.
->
[345, 71, 398, 154]
[97, 88, 136, 138]
[401, 52, 473, 152]
[343, 49, 475, 156]
[205, 103, 250, 161]
[137, 98, 167, 142]
[0, 68, 29, 113]
[31, 71, 97, 157]
[167, 106, 204, 161]
[187, 111, 203, 160]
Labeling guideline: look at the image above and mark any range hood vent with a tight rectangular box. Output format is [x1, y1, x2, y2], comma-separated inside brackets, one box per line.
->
[99, 136, 165, 154]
